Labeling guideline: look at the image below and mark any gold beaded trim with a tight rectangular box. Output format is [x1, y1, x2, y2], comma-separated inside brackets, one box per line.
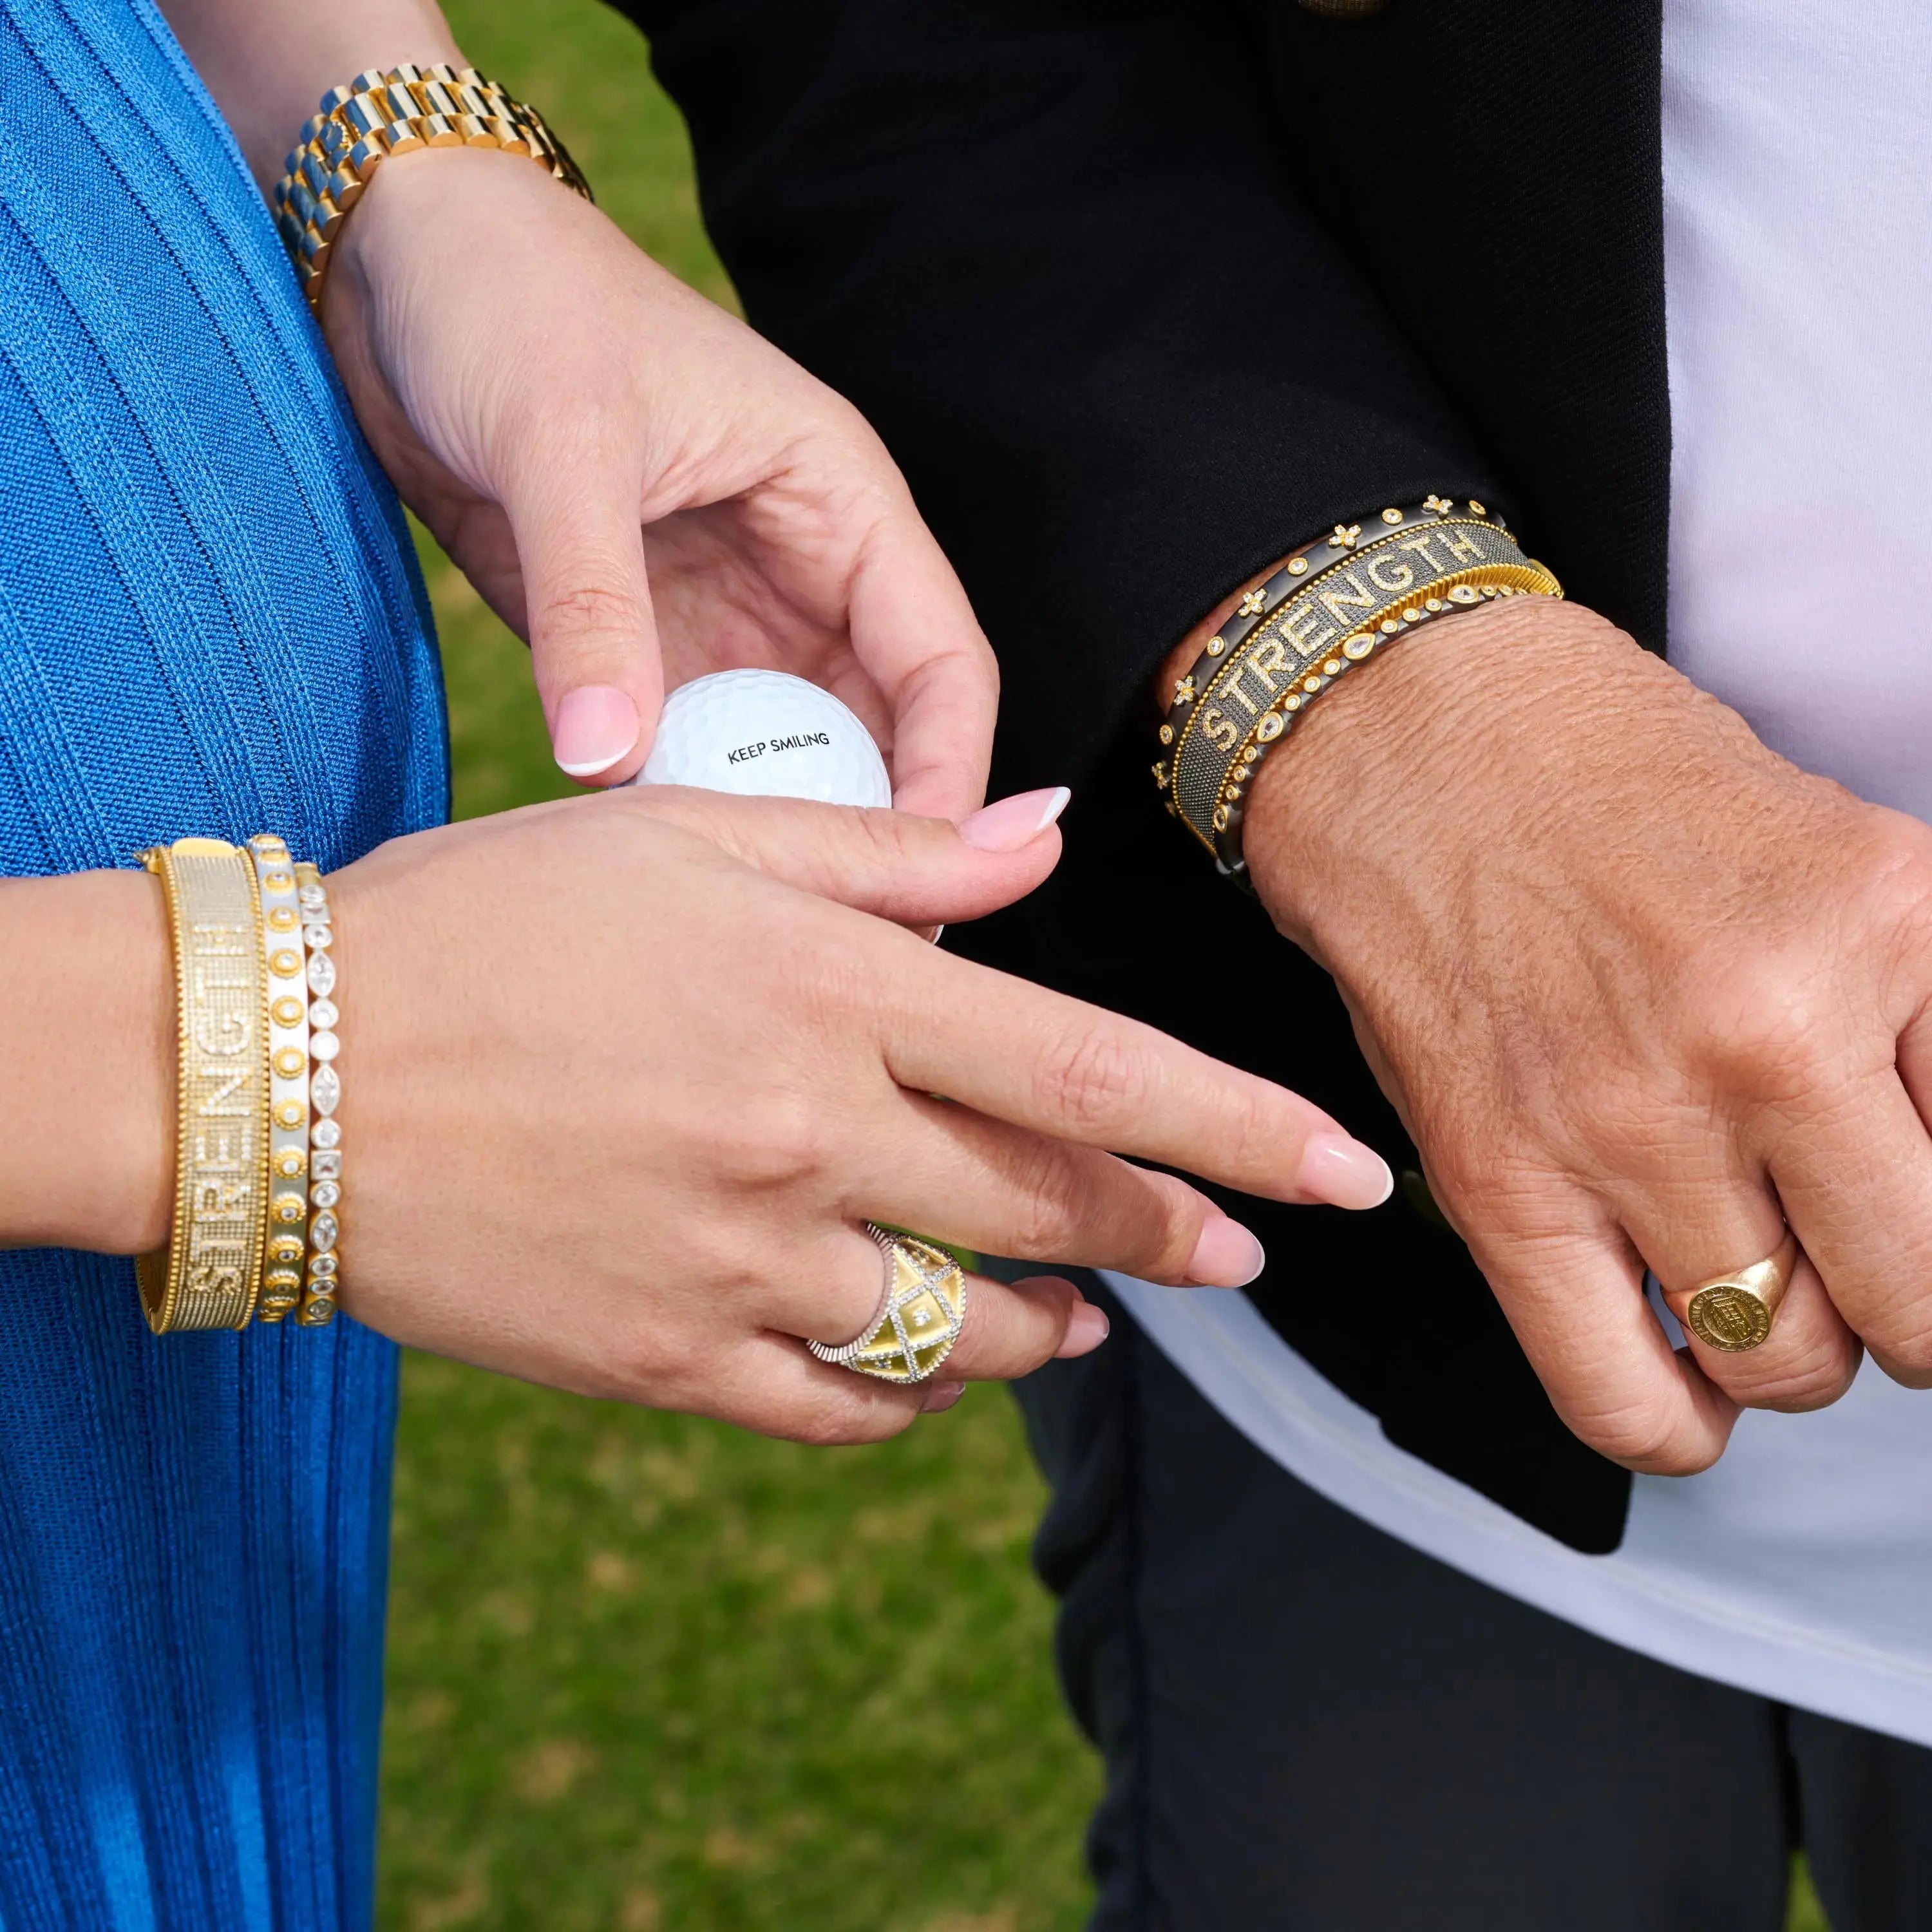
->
[248, 834, 308, 1323]
[271, 64, 592, 312]
[1201, 565, 1561, 867]
[1155, 499, 1561, 873]
[1163, 509, 1511, 814]
[136, 839, 270, 1334]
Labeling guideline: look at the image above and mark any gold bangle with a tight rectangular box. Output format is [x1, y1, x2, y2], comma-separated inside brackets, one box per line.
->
[137, 838, 271, 1334]
[271, 63, 592, 313]
[1154, 499, 1561, 880]
[249, 834, 310, 1323]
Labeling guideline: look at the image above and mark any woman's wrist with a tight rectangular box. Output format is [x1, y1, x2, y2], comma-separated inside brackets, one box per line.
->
[0, 871, 176, 1255]
[155, 0, 463, 191]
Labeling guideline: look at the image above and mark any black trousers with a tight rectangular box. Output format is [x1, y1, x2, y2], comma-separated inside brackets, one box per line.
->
[1010, 1278, 1932, 1932]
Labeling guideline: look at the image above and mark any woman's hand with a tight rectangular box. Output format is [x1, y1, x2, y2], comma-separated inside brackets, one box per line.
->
[321, 146, 997, 814]
[329, 790, 1390, 1439]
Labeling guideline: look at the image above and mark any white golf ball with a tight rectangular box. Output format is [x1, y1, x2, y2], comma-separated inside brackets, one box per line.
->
[631, 668, 892, 808]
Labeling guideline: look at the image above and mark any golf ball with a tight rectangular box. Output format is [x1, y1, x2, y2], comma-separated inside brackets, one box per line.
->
[631, 668, 892, 808]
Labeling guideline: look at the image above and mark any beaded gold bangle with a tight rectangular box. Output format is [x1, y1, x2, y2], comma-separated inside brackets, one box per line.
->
[1153, 498, 1562, 880]
[271, 64, 592, 313]
[249, 835, 310, 1323]
[292, 864, 343, 1328]
[137, 838, 271, 1334]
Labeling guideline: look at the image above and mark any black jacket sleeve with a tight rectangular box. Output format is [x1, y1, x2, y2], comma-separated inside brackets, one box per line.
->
[622, 0, 1499, 791]
[619, 0, 1662, 1552]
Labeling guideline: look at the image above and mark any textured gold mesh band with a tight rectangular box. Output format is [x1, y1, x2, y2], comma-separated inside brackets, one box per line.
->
[271, 63, 592, 312]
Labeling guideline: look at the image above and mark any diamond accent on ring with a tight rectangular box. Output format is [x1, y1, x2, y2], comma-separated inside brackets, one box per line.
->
[808, 1232, 966, 1384]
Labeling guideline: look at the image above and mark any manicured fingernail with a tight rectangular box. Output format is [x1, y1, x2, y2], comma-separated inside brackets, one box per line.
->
[958, 786, 1072, 852]
[1057, 1300, 1111, 1358]
[553, 684, 640, 777]
[1188, 1216, 1266, 1287]
[1300, 1133, 1395, 1210]
[918, 1379, 966, 1413]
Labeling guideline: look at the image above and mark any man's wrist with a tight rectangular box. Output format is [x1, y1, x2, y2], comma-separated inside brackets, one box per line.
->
[1239, 599, 1650, 945]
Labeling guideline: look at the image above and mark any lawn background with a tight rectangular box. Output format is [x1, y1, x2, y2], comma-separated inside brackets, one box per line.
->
[383, 6, 1830, 1928]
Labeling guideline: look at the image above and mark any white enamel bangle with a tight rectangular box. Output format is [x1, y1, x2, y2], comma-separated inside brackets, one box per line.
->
[293, 862, 342, 1327]
[249, 834, 310, 1322]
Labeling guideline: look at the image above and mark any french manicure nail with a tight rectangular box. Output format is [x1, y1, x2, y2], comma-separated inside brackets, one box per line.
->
[918, 1379, 967, 1414]
[1300, 1133, 1396, 1210]
[1057, 1300, 1112, 1358]
[958, 786, 1072, 852]
[553, 684, 641, 777]
[1188, 1215, 1267, 1288]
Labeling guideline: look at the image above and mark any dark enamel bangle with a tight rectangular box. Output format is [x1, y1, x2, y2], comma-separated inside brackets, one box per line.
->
[1151, 498, 1561, 884]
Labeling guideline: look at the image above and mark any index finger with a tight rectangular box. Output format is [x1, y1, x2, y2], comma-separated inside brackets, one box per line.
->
[846, 507, 999, 821]
[878, 947, 1391, 1208]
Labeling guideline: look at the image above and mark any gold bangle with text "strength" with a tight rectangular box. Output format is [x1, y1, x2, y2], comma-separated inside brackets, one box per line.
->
[138, 838, 270, 1334]
[1154, 501, 1561, 879]
[270, 64, 592, 312]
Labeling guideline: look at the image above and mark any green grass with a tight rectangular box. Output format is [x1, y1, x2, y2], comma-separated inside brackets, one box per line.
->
[385, 5, 1832, 1927]
[380, 6, 1097, 1929]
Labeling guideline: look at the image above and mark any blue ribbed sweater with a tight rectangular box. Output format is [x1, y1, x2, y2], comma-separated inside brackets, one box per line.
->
[0, 2, 448, 1923]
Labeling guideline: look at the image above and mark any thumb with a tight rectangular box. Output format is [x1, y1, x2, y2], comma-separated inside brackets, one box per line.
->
[625, 785, 1072, 926]
[509, 459, 663, 786]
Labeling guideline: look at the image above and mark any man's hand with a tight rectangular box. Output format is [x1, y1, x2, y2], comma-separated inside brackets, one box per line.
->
[321, 149, 997, 813]
[1238, 598, 1932, 1474]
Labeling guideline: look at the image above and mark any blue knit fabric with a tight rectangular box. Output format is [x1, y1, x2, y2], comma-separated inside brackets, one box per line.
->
[0, 2, 448, 1924]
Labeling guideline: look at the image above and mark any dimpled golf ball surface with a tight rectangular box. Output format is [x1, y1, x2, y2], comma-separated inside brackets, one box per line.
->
[632, 668, 892, 808]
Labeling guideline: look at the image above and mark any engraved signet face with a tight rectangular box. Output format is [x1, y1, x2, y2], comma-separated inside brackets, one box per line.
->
[1686, 1285, 1771, 1352]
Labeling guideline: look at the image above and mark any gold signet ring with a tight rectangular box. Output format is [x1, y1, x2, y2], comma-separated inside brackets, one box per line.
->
[1664, 1230, 1801, 1353]
[806, 1226, 967, 1385]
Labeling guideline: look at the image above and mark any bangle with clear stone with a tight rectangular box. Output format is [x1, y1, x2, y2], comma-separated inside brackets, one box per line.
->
[293, 862, 343, 1328]
[248, 833, 310, 1322]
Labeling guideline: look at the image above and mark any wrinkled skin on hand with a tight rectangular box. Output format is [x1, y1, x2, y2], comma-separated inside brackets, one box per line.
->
[1240, 598, 1932, 1473]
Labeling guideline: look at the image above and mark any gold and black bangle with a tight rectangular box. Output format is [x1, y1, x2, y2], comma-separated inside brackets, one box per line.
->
[270, 63, 592, 312]
[1153, 498, 1561, 882]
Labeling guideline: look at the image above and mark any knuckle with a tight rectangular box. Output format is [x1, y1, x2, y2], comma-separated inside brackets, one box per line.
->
[1685, 953, 1841, 1097]
[704, 1090, 831, 1193]
[1850, 816, 1932, 922]
[1577, 1399, 1717, 1476]
[788, 1390, 909, 1448]
[1033, 1021, 1148, 1138]
[602, 1325, 679, 1408]
[1001, 1143, 1093, 1262]
[846, 799, 920, 869]
[1872, 1321, 1932, 1387]
[1718, 1344, 1860, 1414]
[1144, 1179, 1210, 1280]
[536, 579, 644, 649]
